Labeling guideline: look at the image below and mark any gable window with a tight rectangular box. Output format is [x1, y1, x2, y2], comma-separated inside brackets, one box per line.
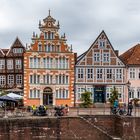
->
[0, 75, 5, 86]
[87, 68, 93, 79]
[7, 59, 13, 69]
[116, 69, 122, 79]
[0, 59, 5, 69]
[78, 68, 84, 79]
[15, 59, 22, 69]
[8, 75, 14, 85]
[97, 68, 103, 79]
[103, 53, 109, 62]
[99, 39, 105, 48]
[129, 68, 135, 79]
[13, 48, 23, 53]
[106, 69, 112, 79]
[38, 44, 42, 51]
[94, 53, 100, 62]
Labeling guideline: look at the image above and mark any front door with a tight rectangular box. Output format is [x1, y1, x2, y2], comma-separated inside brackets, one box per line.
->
[43, 94, 53, 105]
[43, 87, 53, 105]
[94, 86, 105, 103]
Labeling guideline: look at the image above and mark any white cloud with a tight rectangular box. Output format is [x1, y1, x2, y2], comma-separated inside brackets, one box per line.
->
[0, 0, 140, 55]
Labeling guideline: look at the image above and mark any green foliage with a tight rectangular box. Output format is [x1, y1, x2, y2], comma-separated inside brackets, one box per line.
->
[109, 86, 119, 106]
[0, 90, 7, 96]
[80, 90, 92, 108]
[131, 98, 140, 107]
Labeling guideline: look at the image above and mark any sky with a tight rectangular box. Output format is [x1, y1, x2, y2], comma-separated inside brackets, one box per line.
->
[1, 0, 140, 55]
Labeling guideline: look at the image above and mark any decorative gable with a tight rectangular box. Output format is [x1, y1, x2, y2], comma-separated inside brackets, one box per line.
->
[77, 30, 125, 67]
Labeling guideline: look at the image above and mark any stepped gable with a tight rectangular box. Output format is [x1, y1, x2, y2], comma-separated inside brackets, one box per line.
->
[120, 44, 140, 65]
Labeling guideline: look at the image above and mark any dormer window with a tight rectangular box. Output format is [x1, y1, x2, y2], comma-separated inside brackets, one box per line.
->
[13, 48, 23, 53]
[38, 44, 42, 51]
[99, 39, 106, 48]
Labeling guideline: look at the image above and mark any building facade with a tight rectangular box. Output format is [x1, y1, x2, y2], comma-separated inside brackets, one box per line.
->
[0, 38, 25, 94]
[120, 44, 140, 102]
[24, 11, 75, 106]
[75, 31, 127, 104]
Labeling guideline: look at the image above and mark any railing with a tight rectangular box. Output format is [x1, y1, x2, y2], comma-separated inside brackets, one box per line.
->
[0, 106, 140, 118]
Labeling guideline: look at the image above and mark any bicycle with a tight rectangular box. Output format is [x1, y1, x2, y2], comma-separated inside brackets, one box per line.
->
[111, 107, 127, 116]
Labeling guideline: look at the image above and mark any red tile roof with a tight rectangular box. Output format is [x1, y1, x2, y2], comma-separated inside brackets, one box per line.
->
[120, 44, 140, 65]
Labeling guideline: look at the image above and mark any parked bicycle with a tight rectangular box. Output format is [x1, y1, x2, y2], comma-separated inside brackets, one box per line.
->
[111, 107, 127, 116]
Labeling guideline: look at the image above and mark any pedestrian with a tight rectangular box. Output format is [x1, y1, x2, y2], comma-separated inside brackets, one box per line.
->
[127, 101, 133, 116]
[113, 99, 119, 114]
[65, 104, 69, 115]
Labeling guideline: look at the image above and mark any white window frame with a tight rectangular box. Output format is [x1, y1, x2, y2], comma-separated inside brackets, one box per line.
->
[87, 68, 93, 79]
[0, 75, 5, 86]
[0, 59, 5, 69]
[97, 68, 103, 79]
[106, 69, 112, 79]
[94, 53, 100, 62]
[103, 53, 109, 62]
[116, 69, 122, 79]
[16, 75, 22, 85]
[77, 68, 84, 79]
[129, 68, 135, 79]
[99, 39, 106, 48]
[15, 59, 22, 69]
[8, 75, 14, 85]
[7, 59, 13, 69]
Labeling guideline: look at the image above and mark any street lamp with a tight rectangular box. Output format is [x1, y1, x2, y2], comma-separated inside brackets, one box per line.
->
[126, 80, 131, 111]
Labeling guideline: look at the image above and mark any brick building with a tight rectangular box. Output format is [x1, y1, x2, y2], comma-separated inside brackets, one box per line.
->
[24, 11, 76, 106]
[75, 31, 127, 104]
[120, 44, 140, 101]
[0, 38, 25, 95]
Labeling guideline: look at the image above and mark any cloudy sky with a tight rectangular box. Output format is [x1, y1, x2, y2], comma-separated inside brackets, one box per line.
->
[0, 0, 140, 55]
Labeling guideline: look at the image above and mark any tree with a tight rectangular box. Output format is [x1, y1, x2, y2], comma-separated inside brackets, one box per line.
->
[80, 90, 92, 108]
[0, 89, 7, 96]
[109, 86, 119, 106]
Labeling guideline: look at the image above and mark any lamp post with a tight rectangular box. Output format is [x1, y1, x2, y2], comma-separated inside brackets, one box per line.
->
[126, 80, 131, 112]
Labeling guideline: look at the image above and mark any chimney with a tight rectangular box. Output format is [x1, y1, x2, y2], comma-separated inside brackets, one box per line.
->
[115, 50, 119, 56]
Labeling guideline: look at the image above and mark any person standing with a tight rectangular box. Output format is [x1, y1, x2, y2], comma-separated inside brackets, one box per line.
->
[127, 101, 133, 116]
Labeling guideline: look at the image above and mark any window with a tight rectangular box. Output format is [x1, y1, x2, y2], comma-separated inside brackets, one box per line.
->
[29, 89, 40, 98]
[77, 88, 85, 100]
[8, 75, 14, 85]
[78, 68, 84, 79]
[30, 74, 40, 84]
[16, 75, 22, 84]
[56, 45, 60, 52]
[103, 53, 109, 62]
[94, 53, 100, 62]
[0, 59, 5, 69]
[29, 58, 33, 68]
[0, 75, 5, 86]
[7, 59, 13, 69]
[129, 68, 135, 79]
[106, 69, 112, 79]
[44, 45, 47, 52]
[106, 88, 111, 99]
[38, 44, 42, 51]
[56, 89, 69, 99]
[15, 59, 22, 69]
[13, 48, 23, 53]
[97, 68, 103, 79]
[116, 69, 122, 79]
[87, 68, 93, 79]
[55, 75, 69, 84]
[44, 32, 47, 39]
[129, 88, 134, 98]
[99, 39, 105, 47]
[137, 88, 140, 98]
[116, 87, 122, 99]
[43, 74, 52, 84]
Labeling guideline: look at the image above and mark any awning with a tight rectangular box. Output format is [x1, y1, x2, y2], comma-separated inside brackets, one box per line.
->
[5, 88, 23, 92]
[7, 93, 23, 100]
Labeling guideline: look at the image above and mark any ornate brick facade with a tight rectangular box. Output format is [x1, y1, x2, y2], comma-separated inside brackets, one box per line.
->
[24, 11, 76, 106]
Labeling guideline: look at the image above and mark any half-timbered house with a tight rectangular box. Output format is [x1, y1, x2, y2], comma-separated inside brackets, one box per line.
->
[75, 31, 127, 104]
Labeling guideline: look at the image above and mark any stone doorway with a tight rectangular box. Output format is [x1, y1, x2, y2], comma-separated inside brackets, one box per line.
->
[43, 87, 53, 105]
